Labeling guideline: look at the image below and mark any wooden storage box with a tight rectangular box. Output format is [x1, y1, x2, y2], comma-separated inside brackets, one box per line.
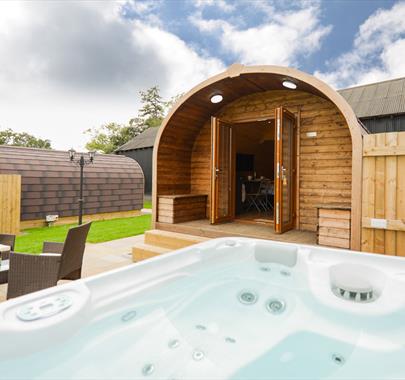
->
[158, 194, 208, 224]
[317, 204, 351, 249]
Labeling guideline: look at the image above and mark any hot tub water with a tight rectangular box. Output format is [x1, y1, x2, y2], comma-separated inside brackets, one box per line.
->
[0, 238, 405, 379]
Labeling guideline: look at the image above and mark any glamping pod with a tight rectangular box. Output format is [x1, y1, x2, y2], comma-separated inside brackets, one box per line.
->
[153, 64, 366, 250]
[0, 146, 144, 227]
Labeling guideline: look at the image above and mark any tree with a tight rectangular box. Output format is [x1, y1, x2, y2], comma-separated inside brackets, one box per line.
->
[0, 128, 52, 149]
[84, 86, 181, 153]
[138, 86, 165, 120]
[164, 93, 184, 113]
[136, 86, 165, 129]
[85, 122, 142, 154]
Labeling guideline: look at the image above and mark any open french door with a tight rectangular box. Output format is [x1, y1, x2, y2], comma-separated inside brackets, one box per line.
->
[210, 117, 235, 224]
[274, 107, 296, 233]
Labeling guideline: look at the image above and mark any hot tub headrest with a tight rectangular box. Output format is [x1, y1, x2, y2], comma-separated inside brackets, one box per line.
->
[254, 243, 297, 267]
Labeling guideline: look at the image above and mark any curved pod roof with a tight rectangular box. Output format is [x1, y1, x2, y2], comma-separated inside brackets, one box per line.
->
[155, 64, 365, 146]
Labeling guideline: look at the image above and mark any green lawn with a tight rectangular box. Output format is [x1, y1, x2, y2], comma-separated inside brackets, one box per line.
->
[15, 214, 151, 254]
[143, 200, 152, 209]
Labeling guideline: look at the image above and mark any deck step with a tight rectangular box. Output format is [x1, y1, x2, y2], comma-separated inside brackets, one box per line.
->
[144, 229, 209, 250]
[132, 243, 171, 262]
[131, 229, 210, 262]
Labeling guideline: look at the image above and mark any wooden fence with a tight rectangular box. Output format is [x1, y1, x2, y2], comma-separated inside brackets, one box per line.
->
[0, 174, 21, 235]
[362, 132, 405, 256]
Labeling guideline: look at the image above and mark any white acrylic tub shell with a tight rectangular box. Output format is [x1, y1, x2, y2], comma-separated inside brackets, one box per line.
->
[0, 237, 405, 379]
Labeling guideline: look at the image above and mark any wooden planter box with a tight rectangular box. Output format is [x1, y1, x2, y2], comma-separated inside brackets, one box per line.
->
[317, 204, 351, 249]
[158, 194, 208, 224]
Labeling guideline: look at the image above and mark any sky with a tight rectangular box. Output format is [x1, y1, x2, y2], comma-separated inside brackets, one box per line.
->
[0, 0, 405, 150]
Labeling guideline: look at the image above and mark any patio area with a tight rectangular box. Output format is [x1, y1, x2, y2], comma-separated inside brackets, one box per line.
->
[0, 234, 142, 302]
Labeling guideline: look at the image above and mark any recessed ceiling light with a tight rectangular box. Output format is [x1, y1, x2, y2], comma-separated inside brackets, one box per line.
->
[282, 80, 297, 90]
[210, 94, 223, 103]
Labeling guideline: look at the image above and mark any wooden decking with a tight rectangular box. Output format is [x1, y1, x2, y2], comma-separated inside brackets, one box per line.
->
[156, 219, 317, 245]
[132, 230, 209, 262]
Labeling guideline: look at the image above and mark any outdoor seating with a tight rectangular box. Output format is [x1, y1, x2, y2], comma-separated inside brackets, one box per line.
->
[7, 222, 91, 299]
[261, 179, 274, 212]
[0, 234, 16, 261]
[245, 179, 273, 213]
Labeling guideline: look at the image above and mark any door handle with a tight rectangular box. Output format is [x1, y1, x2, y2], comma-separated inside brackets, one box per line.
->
[282, 166, 287, 185]
[281, 166, 286, 175]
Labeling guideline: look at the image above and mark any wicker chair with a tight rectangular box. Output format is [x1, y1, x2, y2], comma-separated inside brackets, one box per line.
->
[7, 222, 92, 299]
[0, 233, 16, 260]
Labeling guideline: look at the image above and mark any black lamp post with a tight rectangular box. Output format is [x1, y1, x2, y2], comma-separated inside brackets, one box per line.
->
[68, 149, 95, 225]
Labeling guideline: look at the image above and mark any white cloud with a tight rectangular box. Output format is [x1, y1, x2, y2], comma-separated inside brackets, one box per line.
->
[315, 2, 405, 88]
[190, 3, 331, 67]
[126, 0, 159, 15]
[189, 12, 227, 33]
[0, 1, 224, 150]
[194, 0, 235, 13]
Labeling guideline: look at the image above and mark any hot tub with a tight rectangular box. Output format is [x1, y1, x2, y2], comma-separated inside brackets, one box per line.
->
[1, 238, 405, 379]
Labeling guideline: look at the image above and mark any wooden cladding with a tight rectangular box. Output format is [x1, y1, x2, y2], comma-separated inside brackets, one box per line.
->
[317, 206, 351, 249]
[361, 132, 405, 256]
[0, 174, 21, 234]
[190, 90, 352, 232]
[363, 146, 405, 157]
[362, 218, 405, 232]
[158, 194, 208, 224]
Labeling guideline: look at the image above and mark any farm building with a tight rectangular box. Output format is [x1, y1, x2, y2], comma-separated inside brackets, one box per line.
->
[116, 127, 159, 195]
[0, 146, 144, 229]
[339, 77, 405, 133]
[145, 64, 367, 253]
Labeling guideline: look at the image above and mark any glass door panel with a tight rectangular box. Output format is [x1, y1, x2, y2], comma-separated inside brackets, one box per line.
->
[210, 117, 234, 224]
[275, 107, 296, 233]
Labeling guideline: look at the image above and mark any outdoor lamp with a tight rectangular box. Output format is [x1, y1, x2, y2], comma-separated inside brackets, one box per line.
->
[68, 149, 95, 225]
[68, 148, 76, 161]
[89, 151, 96, 162]
[210, 94, 223, 103]
[282, 79, 297, 90]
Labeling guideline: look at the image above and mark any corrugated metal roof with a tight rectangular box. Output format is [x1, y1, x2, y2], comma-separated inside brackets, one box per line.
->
[338, 77, 405, 118]
[116, 127, 159, 152]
